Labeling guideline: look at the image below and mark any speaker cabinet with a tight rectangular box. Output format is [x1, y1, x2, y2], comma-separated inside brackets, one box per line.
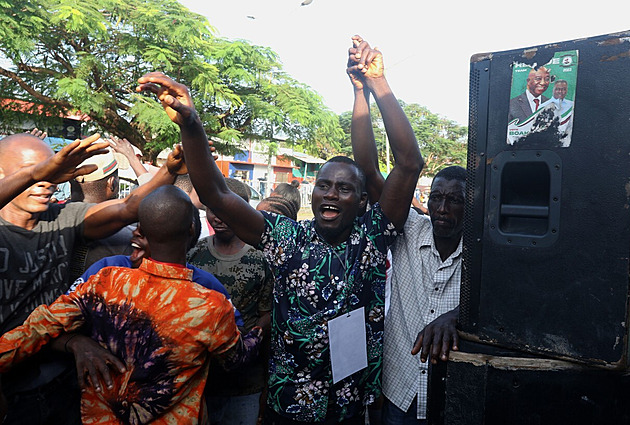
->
[427, 342, 630, 425]
[460, 30, 630, 366]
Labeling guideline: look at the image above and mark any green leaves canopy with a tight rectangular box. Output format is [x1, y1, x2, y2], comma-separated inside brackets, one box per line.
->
[337, 101, 467, 178]
[0, 0, 341, 158]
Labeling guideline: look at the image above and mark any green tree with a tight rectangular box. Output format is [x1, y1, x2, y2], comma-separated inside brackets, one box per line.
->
[0, 0, 342, 159]
[403, 103, 467, 177]
[337, 101, 467, 177]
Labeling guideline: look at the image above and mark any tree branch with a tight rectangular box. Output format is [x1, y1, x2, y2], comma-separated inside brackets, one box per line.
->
[0, 66, 73, 109]
[17, 63, 63, 79]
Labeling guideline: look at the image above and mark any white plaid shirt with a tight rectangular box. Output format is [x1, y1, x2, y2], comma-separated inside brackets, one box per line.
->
[383, 210, 462, 419]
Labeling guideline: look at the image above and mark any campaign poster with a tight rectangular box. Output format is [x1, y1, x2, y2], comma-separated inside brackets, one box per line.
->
[507, 50, 578, 147]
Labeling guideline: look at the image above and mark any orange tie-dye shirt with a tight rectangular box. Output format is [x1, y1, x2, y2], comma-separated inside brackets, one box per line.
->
[0, 258, 240, 424]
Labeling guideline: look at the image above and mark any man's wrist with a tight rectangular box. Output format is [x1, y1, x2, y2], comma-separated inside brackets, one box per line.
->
[64, 334, 81, 353]
[181, 109, 201, 128]
[365, 76, 390, 95]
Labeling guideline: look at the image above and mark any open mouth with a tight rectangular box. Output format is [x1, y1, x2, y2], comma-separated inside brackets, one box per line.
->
[130, 242, 146, 264]
[320, 205, 341, 220]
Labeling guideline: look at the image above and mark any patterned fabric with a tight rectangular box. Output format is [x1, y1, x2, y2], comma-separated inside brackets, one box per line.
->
[382, 211, 461, 419]
[187, 236, 273, 331]
[187, 236, 273, 396]
[69, 254, 244, 327]
[0, 258, 241, 425]
[258, 203, 398, 422]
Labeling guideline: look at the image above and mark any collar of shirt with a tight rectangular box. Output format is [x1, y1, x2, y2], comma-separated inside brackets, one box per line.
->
[525, 90, 542, 109]
[139, 258, 194, 281]
[418, 227, 463, 265]
[306, 217, 362, 248]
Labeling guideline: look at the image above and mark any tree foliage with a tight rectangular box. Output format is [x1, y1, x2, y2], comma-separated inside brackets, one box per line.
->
[337, 101, 467, 177]
[0, 0, 342, 159]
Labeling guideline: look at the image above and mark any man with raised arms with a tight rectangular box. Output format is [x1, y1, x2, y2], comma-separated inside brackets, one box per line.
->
[136, 34, 423, 424]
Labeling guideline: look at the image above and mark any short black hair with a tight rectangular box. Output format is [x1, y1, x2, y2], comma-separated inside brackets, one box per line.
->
[225, 178, 250, 202]
[174, 174, 194, 194]
[321, 156, 366, 192]
[433, 166, 466, 185]
[138, 186, 193, 245]
[70, 169, 119, 202]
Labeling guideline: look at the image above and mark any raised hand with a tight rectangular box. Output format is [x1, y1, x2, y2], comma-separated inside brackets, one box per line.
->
[347, 35, 385, 89]
[109, 136, 138, 161]
[31, 133, 110, 183]
[166, 143, 188, 176]
[347, 36, 366, 91]
[29, 128, 48, 140]
[136, 72, 197, 126]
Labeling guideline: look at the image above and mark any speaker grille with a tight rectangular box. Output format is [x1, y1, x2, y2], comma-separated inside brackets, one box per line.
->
[460, 65, 480, 329]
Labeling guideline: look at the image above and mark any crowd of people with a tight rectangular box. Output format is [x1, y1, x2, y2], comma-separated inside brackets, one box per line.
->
[0, 36, 466, 425]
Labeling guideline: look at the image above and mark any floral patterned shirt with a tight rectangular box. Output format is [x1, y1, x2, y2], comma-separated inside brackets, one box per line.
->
[259, 203, 398, 422]
[0, 258, 241, 424]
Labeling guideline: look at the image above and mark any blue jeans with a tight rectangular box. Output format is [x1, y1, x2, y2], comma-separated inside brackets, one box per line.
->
[207, 392, 262, 425]
[381, 397, 427, 425]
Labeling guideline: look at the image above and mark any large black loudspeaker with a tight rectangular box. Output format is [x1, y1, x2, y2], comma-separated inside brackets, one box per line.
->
[427, 342, 630, 425]
[460, 30, 630, 367]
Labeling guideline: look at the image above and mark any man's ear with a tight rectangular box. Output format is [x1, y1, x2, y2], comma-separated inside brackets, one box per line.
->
[359, 191, 368, 210]
[107, 175, 117, 192]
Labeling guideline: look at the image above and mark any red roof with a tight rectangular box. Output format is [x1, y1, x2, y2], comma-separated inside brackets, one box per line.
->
[0, 98, 90, 121]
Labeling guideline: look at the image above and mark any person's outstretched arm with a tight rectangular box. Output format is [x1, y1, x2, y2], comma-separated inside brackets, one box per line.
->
[0, 293, 86, 372]
[347, 36, 424, 230]
[136, 72, 266, 247]
[347, 36, 384, 205]
[109, 136, 150, 183]
[0, 133, 109, 210]
[81, 146, 185, 240]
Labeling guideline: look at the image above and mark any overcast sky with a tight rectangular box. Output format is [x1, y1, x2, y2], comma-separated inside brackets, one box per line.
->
[179, 0, 629, 126]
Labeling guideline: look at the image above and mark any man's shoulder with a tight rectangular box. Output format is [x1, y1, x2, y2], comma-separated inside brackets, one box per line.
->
[189, 264, 222, 288]
[403, 209, 432, 233]
[510, 92, 528, 102]
[88, 255, 132, 272]
[43, 201, 93, 224]
[260, 211, 311, 243]
[187, 236, 213, 259]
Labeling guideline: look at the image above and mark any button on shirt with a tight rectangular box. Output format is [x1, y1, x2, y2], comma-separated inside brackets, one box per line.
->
[383, 210, 462, 419]
[258, 203, 398, 422]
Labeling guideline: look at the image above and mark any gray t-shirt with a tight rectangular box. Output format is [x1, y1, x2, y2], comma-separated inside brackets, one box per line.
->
[0, 201, 93, 394]
[0, 202, 92, 334]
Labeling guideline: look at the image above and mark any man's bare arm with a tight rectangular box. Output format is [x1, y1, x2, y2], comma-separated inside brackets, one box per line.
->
[81, 147, 185, 240]
[412, 306, 459, 364]
[348, 37, 424, 229]
[136, 72, 266, 247]
[347, 37, 384, 205]
[109, 137, 149, 181]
